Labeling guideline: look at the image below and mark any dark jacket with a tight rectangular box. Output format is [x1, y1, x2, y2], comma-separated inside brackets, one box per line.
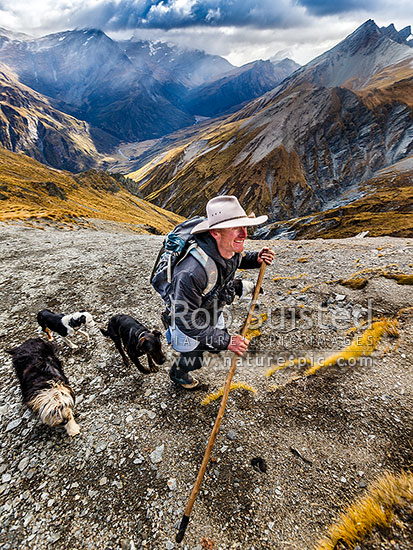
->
[171, 232, 260, 350]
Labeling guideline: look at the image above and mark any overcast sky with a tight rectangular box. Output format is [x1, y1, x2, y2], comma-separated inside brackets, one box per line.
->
[0, 0, 412, 65]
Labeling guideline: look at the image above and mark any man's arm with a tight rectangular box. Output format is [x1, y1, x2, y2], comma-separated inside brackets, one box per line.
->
[240, 247, 275, 269]
[172, 266, 231, 350]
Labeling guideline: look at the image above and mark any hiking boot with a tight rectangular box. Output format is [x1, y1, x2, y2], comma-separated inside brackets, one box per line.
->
[169, 366, 199, 390]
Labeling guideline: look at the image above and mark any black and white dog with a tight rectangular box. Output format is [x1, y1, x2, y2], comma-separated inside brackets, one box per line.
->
[7, 338, 80, 436]
[101, 314, 166, 374]
[234, 278, 264, 301]
[37, 309, 95, 349]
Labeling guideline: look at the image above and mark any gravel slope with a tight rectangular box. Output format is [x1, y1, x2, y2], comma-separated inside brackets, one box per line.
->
[0, 224, 412, 550]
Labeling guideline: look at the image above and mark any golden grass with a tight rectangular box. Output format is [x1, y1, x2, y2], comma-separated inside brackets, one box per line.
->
[305, 319, 399, 376]
[245, 313, 268, 341]
[382, 273, 413, 285]
[266, 357, 312, 377]
[248, 313, 268, 329]
[323, 265, 401, 288]
[315, 471, 413, 550]
[273, 273, 308, 282]
[0, 147, 184, 233]
[266, 318, 400, 380]
[244, 328, 262, 341]
[299, 285, 313, 293]
[201, 382, 257, 406]
[339, 278, 368, 290]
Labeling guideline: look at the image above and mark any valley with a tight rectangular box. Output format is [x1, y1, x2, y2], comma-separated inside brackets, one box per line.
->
[0, 15, 412, 550]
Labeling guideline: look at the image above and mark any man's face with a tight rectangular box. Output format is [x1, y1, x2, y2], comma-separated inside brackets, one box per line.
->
[210, 226, 247, 259]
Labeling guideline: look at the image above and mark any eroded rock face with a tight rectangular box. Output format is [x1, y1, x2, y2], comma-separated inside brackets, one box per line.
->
[129, 21, 412, 225]
[133, 83, 411, 223]
[0, 66, 103, 172]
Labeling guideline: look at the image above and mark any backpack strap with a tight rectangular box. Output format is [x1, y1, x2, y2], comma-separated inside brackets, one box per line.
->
[188, 246, 218, 296]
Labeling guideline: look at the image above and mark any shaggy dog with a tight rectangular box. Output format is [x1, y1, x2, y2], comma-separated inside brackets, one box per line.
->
[37, 309, 95, 349]
[101, 314, 166, 374]
[7, 338, 80, 436]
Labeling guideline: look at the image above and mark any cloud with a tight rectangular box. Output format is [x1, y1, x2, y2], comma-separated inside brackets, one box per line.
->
[0, 0, 308, 34]
[0, 0, 412, 66]
[80, 0, 307, 31]
[108, 16, 357, 66]
[135, 1, 305, 30]
[2, 1, 412, 37]
[295, 0, 375, 17]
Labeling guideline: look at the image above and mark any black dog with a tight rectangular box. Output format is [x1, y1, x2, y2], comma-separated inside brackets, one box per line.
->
[101, 314, 166, 374]
[7, 338, 80, 436]
[37, 309, 95, 349]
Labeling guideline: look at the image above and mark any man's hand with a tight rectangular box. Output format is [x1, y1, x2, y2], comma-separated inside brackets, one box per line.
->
[257, 247, 275, 265]
[228, 335, 249, 356]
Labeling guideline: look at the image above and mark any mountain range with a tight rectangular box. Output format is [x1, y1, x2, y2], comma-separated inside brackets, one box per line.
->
[127, 20, 413, 236]
[0, 20, 412, 238]
[0, 27, 299, 162]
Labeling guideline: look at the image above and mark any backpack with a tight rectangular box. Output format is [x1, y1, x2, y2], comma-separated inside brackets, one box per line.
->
[150, 217, 218, 310]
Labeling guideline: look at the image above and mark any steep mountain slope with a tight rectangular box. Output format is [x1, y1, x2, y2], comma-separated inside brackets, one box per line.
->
[119, 40, 298, 118]
[229, 19, 413, 122]
[0, 64, 110, 171]
[128, 20, 412, 230]
[0, 27, 298, 147]
[129, 84, 411, 219]
[117, 38, 234, 88]
[0, 146, 184, 233]
[270, 19, 413, 93]
[255, 159, 413, 239]
[0, 28, 195, 142]
[184, 59, 300, 117]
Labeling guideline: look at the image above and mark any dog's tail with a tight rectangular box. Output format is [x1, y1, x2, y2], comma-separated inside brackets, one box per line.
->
[100, 327, 109, 337]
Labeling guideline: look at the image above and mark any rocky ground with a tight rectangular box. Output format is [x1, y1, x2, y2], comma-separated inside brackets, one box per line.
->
[0, 223, 412, 550]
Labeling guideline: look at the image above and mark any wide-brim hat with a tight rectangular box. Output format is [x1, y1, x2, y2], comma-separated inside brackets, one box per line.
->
[191, 195, 268, 234]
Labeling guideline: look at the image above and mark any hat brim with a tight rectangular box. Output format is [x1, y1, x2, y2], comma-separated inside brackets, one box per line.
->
[191, 214, 268, 234]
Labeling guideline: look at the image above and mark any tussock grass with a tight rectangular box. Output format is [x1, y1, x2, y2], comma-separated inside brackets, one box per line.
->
[323, 265, 400, 287]
[382, 273, 413, 285]
[266, 318, 399, 379]
[201, 382, 257, 406]
[249, 313, 268, 329]
[273, 273, 307, 282]
[299, 285, 313, 293]
[315, 470, 413, 550]
[339, 277, 368, 290]
[245, 313, 268, 341]
[266, 357, 312, 377]
[245, 328, 261, 341]
[305, 318, 399, 376]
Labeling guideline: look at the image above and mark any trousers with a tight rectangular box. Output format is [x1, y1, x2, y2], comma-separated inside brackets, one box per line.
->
[173, 346, 221, 373]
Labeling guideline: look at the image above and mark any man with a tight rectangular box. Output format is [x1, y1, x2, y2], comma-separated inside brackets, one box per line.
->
[167, 195, 274, 389]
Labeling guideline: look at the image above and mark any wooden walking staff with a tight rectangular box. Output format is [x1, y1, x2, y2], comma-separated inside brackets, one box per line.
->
[175, 261, 267, 543]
